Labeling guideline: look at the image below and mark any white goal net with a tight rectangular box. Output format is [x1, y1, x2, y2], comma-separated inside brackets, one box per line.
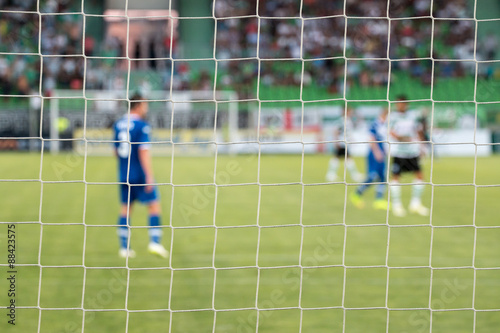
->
[0, 0, 499, 333]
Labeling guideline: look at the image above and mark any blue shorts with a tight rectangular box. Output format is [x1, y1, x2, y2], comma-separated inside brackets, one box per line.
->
[120, 184, 159, 205]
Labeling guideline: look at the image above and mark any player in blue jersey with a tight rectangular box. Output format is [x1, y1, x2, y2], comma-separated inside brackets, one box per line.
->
[113, 93, 168, 258]
[350, 108, 390, 210]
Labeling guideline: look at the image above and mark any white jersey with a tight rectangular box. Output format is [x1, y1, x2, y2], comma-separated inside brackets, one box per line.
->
[333, 116, 354, 148]
[389, 110, 422, 158]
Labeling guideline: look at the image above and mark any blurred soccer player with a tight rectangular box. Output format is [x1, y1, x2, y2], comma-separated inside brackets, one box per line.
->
[389, 95, 429, 217]
[113, 93, 168, 258]
[326, 107, 363, 182]
[350, 108, 389, 210]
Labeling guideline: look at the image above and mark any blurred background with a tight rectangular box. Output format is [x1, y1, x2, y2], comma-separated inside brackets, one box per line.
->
[0, 0, 499, 154]
[1, 3, 500, 332]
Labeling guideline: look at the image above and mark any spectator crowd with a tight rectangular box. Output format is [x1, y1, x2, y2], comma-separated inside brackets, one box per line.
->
[0, 0, 496, 99]
[215, 0, 491, 94]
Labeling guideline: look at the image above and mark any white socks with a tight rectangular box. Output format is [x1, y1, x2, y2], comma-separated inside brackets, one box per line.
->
[410, 179, 425, 206]
[328, 158, 339, 174]
[345, 158, 360, 180]
[390, 180, 402, 206]
[391, 179, 425, 206]
[327, 158, 361, 182]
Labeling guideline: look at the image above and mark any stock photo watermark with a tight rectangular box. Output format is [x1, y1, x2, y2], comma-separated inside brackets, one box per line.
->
[236, 233, 336, 333]
[55, 269, 128, 333]
[5, 224, 17, 326]
[403, 277, 468, 333]
[178, 159, 244, 223]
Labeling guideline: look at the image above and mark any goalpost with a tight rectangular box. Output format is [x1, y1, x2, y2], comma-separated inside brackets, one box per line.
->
[1, 0, 499, 332]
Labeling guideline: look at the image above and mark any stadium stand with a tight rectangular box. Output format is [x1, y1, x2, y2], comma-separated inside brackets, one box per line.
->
[0, 0, 498, 126]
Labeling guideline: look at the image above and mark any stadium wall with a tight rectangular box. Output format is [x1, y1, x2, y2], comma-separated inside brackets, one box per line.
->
[0, 101, 492, 156]
[250, 128, 492, 157]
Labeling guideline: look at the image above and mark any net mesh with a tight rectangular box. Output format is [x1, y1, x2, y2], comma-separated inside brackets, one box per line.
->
[0, 0, 499, 332]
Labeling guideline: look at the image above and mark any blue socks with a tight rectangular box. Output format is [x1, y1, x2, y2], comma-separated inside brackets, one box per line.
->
[356, 172, 386, 199]
[117, 216, 129, 249]
[118, 215, 162, 248]
[149, 215, 162, 244]
[356, 173, 377, 196]
[375, 183, 386, 199]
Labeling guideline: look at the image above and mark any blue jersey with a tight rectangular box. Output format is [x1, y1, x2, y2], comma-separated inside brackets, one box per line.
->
[366, 117, 387, 182]
[113, 114, 151, 184]
[368, 117, 387, 158]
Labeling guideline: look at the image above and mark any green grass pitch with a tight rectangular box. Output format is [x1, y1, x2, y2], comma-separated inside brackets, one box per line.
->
[1, 152, 499, 332]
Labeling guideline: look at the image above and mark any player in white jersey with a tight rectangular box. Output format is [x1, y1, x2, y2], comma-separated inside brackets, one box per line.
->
[326, 107, 363, 182]
[389, 95, 429, 217]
